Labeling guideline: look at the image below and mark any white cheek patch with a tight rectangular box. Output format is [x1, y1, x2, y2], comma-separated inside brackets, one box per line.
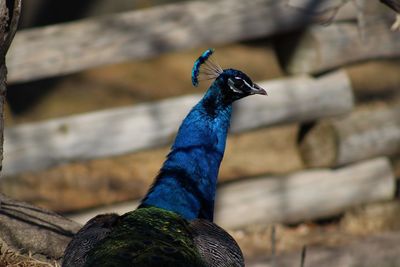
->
[228, 78, 243, 93]
[229, 85, 243, 94]
[228, 77, 253, 94]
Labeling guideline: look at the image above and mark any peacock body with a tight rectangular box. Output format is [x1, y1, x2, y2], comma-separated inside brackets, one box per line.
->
[62, 49, 266, 267]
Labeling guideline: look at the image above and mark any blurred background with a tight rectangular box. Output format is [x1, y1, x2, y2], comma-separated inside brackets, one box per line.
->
[2, 0, 400, 266]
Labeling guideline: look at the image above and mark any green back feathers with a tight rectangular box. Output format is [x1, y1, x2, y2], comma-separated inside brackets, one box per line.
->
[84, 207, 206, 267]
[65, 206, 244, 267]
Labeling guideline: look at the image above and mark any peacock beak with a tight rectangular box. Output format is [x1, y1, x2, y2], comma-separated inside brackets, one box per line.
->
[251, 83, 267, 95]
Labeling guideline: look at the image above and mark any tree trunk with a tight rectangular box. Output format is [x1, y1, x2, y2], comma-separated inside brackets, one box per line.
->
[0, 0, 21, 171]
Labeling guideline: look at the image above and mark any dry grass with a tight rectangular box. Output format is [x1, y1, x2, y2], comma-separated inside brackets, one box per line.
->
[0, 244, 59, 267]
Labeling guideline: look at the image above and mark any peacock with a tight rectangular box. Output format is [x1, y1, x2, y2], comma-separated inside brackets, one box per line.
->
[62, 49, 267, 267]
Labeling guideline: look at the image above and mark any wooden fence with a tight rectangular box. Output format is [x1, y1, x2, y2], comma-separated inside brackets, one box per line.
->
[3, 70, 353, 176]
[6, 0, 360, 83]
[1, 0, 400, 265]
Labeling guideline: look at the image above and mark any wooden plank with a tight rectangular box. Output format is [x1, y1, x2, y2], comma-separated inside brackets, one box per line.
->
[215, 157, 395, 229]
[68, 157, 395, 229]
[280, 20, 400, 74]
[0, 193, 80, 262]
[6, 0, 360, 83]
[300, 105, 400, 168]
[2, 71, 354, 176]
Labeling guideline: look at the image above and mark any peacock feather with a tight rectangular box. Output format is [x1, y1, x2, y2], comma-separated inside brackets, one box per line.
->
[63, 49, 266, 267]
[83, 207, 205, 267]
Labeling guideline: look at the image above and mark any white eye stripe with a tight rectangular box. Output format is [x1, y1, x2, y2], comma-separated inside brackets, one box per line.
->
[234, 77, 252, 88]
[243, 80, 252, 88]
[228, 78, 242, 93]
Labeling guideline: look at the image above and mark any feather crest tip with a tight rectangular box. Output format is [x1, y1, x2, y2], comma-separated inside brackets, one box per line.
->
[191, 49, 222, 87]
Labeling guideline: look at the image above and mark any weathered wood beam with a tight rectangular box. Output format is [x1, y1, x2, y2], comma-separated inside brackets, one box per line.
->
[280, 20, 400, 74]
[68, 157, 395, 229]
[2, 71, 353, 176]
[6, 0, 359, 83]
[216, 157, 395, 229]
[0, 193, 80, 262]
[300, 105, 400, 168]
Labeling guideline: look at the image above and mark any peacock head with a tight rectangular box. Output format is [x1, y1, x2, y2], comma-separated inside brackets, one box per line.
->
[191, 49, 267, 103]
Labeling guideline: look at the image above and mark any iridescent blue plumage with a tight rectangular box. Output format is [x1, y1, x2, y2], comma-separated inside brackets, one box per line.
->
[140, 80, 232, 221]
[63, 49, 266, 267]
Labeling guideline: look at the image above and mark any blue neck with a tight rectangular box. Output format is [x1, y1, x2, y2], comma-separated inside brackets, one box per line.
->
[140, 83, 232, 221]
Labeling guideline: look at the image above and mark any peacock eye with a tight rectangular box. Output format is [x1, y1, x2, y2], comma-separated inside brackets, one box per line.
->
[234, 78, 245, 89]
[228, 77, 247, 94]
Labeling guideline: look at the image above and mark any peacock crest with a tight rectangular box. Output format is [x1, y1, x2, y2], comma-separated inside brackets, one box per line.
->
[191, 48, 223, 87]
